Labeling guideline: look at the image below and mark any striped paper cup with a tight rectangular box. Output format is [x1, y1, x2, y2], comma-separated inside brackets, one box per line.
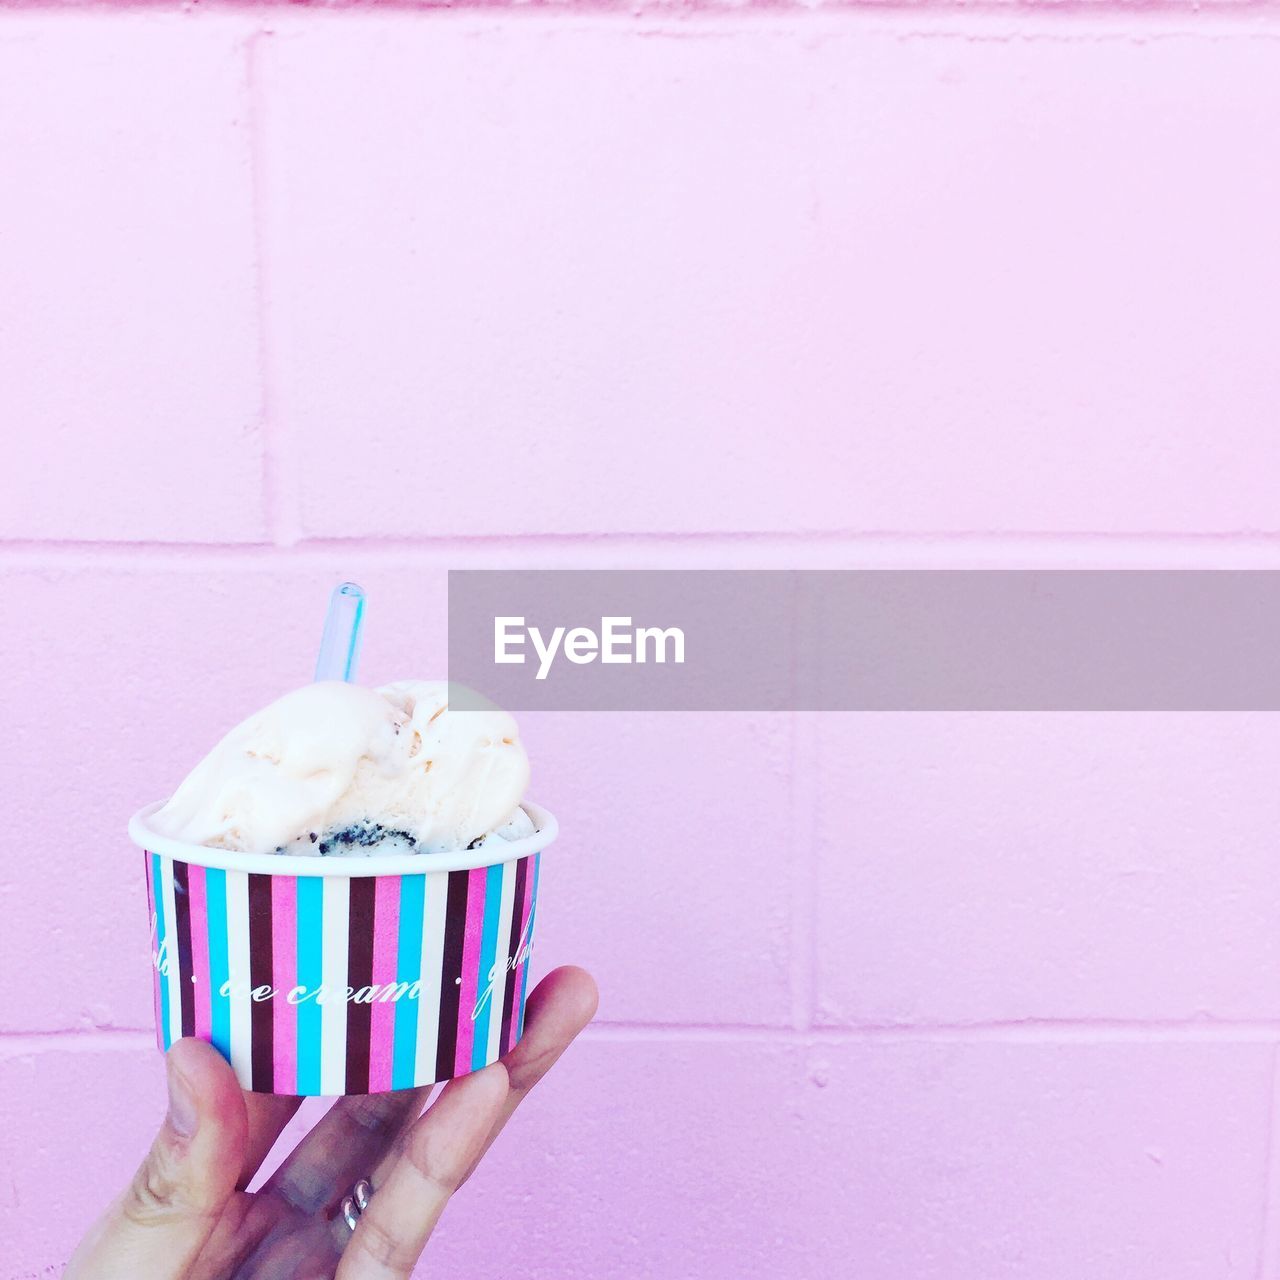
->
[128, 802, 555, 1096]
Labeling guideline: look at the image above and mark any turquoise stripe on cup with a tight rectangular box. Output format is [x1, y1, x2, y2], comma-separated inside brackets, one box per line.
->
[392, 873, 426, 1089]
[297, 877, 324, 1096]
[472, 862, 505, 1071]
[152, 854, 171, 1049]
[206, 867, 231, 1064]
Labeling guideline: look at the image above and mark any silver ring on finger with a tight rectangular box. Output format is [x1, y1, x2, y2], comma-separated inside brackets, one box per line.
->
[340, 1178, 374, 1233]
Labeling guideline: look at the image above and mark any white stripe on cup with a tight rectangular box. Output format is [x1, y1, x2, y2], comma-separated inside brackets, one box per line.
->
[416, 871, 448, 1086]
[224, 870, 253, 1090]
[321, 876, 350, 1095]
[488, 860, 518, 1064]
[162, 859, 183, 1048]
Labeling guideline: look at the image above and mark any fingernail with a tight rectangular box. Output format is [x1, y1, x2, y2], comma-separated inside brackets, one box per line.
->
[166, 1059, 199, 1138]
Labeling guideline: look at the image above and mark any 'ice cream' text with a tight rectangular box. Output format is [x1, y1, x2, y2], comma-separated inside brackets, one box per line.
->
[152, 919, 533, 1023]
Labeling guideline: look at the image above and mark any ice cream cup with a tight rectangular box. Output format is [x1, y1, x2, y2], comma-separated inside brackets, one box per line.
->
[128, 803, 556, 1097]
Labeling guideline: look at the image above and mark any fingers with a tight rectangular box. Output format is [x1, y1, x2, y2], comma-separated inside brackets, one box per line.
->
[502, 965, 598, 1094]
[64, 1039, 247, 1280]
[190, 1093, 431, 1280]
[206, 1199, 346, 1280]
[335, 1064, 510, 1280]
[462, 965, 598, 1184]
[330, 967, 597, 1280]
[239, 1092, 305, 1189]
[263, 1086, 431, 1215]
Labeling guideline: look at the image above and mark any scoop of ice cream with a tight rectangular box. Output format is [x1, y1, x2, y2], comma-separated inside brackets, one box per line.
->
[147, 680, 531, 855]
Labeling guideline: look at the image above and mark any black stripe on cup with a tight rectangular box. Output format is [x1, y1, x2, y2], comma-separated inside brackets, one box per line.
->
[248, 874, 274, 1093]
[435, 869, 471, 1081]
[500, 857, 529, 1055]
[173, 860, 196, 1038]
[345, 877, 378, 1094]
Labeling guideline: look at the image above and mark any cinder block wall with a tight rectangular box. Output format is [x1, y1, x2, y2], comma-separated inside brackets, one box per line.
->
[4, 9, 1280, 1278]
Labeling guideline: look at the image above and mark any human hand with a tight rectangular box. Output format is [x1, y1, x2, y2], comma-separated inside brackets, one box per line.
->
[66, 966, 598, 1280]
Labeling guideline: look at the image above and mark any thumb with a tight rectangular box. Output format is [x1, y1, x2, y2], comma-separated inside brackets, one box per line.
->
[66, 1038, 248, 1280]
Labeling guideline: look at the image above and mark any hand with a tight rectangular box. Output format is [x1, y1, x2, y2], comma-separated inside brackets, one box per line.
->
[66, 966, 598, 1280]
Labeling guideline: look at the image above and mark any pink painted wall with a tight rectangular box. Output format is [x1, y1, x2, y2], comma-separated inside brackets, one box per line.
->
[3, 7, 1280, 1277]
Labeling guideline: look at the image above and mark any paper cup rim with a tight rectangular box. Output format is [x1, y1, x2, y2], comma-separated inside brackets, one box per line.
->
[129, 799, 558, 876]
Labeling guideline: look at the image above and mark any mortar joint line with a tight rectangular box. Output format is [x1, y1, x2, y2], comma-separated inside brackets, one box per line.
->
[8, 1019, 1280, 1055]
[243, 25, 298, 550]
[1257, 1044, 1280, 1280]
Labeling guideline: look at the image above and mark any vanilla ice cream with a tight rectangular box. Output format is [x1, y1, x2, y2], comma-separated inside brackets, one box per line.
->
[146, 680, 534, 856]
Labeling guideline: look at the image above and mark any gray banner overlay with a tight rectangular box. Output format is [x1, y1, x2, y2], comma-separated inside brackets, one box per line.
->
[447, 570, 1280, 711]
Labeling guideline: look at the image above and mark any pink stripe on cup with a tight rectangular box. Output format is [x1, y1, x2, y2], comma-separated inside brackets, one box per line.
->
[272, 876, 298, 1095]
[454, 865, 489, 1076]
[188, 865, 212, 1041]
[520, 854, 536, 961]
[367, 876, 401, 1094]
